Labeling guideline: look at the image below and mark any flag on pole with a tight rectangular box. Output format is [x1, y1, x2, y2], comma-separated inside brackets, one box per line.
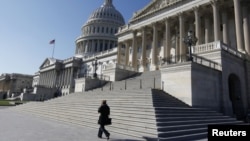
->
[49, 39, 56, 58]
[49, 39, 55, 44]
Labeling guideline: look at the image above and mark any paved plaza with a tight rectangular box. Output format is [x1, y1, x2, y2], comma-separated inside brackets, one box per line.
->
[0, 107, 143, 141]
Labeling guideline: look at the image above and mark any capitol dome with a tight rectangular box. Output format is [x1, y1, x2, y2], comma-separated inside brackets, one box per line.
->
[75, 0, 125, 57]
[87, 0, 125, 25]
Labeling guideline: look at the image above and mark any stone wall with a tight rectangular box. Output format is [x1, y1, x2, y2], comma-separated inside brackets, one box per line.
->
[221, 50, 248, 118]
[104, 67, 137, 81]
[161, 62, 222, 112]
[33, 86, 57, 101]
[75, 78, 107, 92]
[161, 62, 193, 105]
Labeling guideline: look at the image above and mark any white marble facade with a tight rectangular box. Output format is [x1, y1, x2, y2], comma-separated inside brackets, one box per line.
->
[116, 0, 250, 72]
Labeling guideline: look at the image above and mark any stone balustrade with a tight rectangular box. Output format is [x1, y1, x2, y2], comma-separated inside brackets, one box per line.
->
[193, 41, 246, 60]
[193, 41, 221, 54]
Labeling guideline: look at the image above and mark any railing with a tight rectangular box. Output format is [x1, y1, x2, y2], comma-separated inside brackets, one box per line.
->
[220, 43, 245, 59]
[77, 73, 110, 81]
[162, 54, 222, 71]
[192, 54, 222, 70]
[193, 41, 247, 60]
[193, 41, 221, 54]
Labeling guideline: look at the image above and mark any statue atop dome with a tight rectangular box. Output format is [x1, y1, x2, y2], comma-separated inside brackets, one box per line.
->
[104, 0, 113, 5]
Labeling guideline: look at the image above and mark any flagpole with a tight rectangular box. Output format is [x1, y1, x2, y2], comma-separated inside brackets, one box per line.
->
[52, 42, 55, 58]
[50, 39, 55, 58]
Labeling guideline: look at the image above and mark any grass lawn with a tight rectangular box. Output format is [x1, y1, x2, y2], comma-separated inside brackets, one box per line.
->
[0, 100, 27, 106]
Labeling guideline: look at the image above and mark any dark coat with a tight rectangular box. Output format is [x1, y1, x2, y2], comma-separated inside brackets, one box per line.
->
[98, 104, 110, 125]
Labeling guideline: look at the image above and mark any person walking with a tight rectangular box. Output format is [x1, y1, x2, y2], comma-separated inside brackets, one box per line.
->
[98, 100, 110, 140]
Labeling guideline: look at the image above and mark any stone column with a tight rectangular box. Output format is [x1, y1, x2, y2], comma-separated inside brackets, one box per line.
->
[92, 40, 94, 53]
[243, 5, 250, 54]
[51, 70, 54, 87]
[63, 68, 68, 86]
[85, 40, 89, 53]
[211, 0, 220, 41]
[67, 68, 71, 86]
[179, 13, 186, 61]
[125, 41, 130, 66]
[175, 26, 180, 62]
[57, 71, 61, 87]
[64, 69, 68, 86]
[152, 23, 158, 70]
[48, 71, 51, 87]
[194, 7, 201, 45]
[132, 31, 138, 69]
[92, 40, 95, 53]
[205, 17, 211, 43]
[97, 40, 100, 52]
[44, 72, 47, 87]
[141, 27, 147, 71]
[117, 43, 122, 64]
[164, 18, 171, 63]
[233, 0, 245, 52]
[39, 73, 43, 85]
[62, 69, 66, 86]
[75, 43, 79, 54]
[52, 70, 56, 87]
[78, 42, 81, 54]
[108, 40, 111, 49]
[69, 68, 73, 88]
[222, 11, 229, 45]
[102, 40, 105, 51]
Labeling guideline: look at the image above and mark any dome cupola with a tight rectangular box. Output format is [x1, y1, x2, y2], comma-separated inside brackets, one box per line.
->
[75, 0, 125, 57]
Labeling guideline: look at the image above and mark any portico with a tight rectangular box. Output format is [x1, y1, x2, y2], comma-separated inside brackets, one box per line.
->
[117, 0, 250, 72]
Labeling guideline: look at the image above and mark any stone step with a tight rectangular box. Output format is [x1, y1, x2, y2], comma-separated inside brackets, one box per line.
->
[157, 121, 244, 132]
[158, 132, 207, 141]
[11, 71, 244, 141]
[156, 115, 231, 122]
[157, 118, 238, 126]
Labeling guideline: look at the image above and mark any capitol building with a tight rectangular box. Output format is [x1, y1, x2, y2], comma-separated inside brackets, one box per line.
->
[32, 0, 250, 120]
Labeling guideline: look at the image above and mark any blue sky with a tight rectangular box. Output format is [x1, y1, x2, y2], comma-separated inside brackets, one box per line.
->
[0, 0, 150, 75]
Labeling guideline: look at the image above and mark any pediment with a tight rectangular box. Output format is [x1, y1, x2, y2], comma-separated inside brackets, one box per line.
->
[130, 0, 182, 21]
[39, 58, 58, 69]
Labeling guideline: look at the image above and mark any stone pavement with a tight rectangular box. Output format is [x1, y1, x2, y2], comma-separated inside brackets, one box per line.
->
[0, 107, 144, 141]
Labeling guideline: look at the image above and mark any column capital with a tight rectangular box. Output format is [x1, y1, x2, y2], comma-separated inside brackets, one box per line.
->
[118, 42, 123, 46]
[163, 17, 171, 23]
[210, 0, 219, 6]
[192, 6, 200, 11]
[132, 30, 137, 36]
[151, 22, 158, 27]
[177, 12, 184, 17]
[139, 26, 147, 32]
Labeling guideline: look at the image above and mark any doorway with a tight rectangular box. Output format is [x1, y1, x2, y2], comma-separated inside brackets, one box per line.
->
[228, 74, 244, 120]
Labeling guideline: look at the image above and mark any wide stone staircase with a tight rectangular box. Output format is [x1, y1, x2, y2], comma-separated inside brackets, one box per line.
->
[10, 71, 246, 141]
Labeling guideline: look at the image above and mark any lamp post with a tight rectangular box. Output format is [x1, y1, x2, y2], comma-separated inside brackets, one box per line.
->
[183, 30, 198, 61]
[92, 57, 98, 78]
[99, 62, 103, 80]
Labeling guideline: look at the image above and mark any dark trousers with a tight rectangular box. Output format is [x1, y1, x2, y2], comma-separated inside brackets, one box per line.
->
[98, 124, 110, 138]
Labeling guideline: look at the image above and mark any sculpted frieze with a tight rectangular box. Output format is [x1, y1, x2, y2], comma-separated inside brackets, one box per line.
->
[132, 0, 183, 20]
